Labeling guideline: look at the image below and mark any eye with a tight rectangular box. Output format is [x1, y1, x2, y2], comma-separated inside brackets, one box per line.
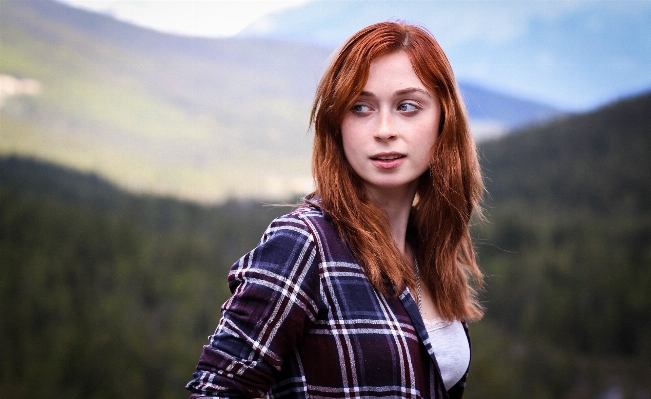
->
[351, 103, 372, 114]
[398, 102, 419, 113]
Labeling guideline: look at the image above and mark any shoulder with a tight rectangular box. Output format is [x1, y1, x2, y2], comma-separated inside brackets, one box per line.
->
[263, 203, 324, 234]
[246, 204, 322, 252]
[227, 202, 355, 292]
[226, 204, 328, 311]
[232, 203, 355, 286]
[260, 203, 340, 249]
[228, 203, 332, 282]
[289, 203, 353, 264]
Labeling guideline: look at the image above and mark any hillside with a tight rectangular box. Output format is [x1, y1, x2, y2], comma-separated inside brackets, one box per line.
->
[0, 0, 329, 201]
[0, 155, 294, 399]
[1, 91, 650, 398]
[0, 0, 561, 202]
[481, 91, 651, 215]
[473, 91, 651, 397]
[460, 82, 561, 137]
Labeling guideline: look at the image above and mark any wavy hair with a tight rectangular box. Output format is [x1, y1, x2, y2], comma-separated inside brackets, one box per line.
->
[307, 21, 484, 321]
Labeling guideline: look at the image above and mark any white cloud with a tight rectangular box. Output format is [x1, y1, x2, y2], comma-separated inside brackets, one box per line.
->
[58, 0, 309, 37]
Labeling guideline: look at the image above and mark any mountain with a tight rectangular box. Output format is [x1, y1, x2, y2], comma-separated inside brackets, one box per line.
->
[2, 90, 650, 398]
[239, 0, 651, 111]
[481, 90, 651, 215]
[0, 0, 559, 203]
[0, 0, 328, 202]
[459, 83, 561, 139]
[0, 155, 294, 399]
[472, 90, 651, 397]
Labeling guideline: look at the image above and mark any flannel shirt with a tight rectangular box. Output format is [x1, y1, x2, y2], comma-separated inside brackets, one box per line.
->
[186, 203, 470, 399]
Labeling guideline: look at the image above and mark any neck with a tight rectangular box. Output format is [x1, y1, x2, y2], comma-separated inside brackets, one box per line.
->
[365, 184, 417, 257]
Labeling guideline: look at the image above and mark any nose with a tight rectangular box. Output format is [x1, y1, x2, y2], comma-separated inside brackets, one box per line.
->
[374, 109, 398, 141]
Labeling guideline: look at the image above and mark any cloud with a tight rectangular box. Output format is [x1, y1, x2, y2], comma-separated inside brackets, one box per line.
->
[57, 0, 309, 37]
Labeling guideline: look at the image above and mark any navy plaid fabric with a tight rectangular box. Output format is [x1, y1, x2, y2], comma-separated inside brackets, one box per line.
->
[186, 204, 470, 399]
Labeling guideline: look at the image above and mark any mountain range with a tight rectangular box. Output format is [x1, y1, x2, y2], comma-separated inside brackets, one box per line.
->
[239, 0, 651, 111]
[2, 85, 649, 399]
[2, 1, 650, 397]
[0, 0, 562, 202]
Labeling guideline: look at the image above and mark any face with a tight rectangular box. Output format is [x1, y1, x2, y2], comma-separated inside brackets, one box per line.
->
[340, 51, 440, 200]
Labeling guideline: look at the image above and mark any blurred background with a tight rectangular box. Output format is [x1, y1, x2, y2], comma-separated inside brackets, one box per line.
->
[1, 0, 650, 397]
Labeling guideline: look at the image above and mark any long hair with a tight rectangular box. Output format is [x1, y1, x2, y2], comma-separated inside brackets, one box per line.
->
[307, 22, 484, 322]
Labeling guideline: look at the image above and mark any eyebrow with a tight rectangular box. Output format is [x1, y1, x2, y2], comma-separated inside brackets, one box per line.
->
[358, 87, 433, 98]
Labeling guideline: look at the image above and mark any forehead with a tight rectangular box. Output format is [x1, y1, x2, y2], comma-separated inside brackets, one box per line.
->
[364, 51, 427, 91]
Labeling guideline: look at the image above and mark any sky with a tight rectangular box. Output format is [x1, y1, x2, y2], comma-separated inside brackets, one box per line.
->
[58, 0, 309, 37]
[57, 0, 651, 111]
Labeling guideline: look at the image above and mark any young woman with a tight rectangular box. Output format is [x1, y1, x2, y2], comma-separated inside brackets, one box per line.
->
[186, 21, 484, 399]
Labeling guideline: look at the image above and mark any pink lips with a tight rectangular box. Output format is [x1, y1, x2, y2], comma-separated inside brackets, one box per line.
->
[370, 152, 406, 169]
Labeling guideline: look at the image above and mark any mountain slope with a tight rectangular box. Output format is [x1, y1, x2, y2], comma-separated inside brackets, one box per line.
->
[472, 91, 651, 397]
[0, 155, 293, 399]
[0, 0, 329, 201]
[460, 83, 562, 139]
[481, 91, 651, 215]
[1, 0, 565, 202]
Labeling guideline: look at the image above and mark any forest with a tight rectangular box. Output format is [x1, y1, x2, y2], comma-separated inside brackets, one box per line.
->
[1, 91, 650, 398]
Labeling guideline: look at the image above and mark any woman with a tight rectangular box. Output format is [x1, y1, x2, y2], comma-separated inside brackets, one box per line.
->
[186, 21, 484, 399]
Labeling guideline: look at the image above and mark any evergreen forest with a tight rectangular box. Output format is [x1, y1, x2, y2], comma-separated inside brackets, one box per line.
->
[1, 91, 650, 398]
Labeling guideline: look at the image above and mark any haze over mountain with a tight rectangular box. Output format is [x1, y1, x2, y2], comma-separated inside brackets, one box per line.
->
[1, 0, 558, 202]
[57, 0, 651, 111]
[239, 0, 651, 111]
[1, 0, 324, 202]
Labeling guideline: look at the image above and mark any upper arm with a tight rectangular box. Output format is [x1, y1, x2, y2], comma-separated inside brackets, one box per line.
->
[187, 216, 322, 398]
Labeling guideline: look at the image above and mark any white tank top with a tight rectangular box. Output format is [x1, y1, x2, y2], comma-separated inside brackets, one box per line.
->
[423, 317, 470, 390]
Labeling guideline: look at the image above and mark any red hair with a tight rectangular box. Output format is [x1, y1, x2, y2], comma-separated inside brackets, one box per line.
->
[307, 22, 484, 321]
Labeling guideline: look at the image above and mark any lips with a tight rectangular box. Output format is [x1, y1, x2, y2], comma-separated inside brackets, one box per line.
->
[370, 152, 406, 169]
[372, 155, 403, 160]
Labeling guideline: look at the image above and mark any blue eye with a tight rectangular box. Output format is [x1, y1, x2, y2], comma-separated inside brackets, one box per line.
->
[398, 103, 419, 112]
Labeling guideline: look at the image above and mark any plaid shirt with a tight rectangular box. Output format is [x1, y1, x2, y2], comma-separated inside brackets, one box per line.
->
[186, 204, 470, 399]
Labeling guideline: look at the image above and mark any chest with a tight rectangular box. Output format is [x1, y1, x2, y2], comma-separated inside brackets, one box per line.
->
[288, 260, 436, 394]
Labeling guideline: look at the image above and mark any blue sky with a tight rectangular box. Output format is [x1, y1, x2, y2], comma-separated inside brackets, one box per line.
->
[58, 0, 651, 110]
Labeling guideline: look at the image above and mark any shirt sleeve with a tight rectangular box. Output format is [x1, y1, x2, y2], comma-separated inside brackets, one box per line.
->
[186, 214, 322, 398]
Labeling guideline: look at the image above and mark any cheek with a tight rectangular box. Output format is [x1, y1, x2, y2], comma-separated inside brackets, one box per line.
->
[415, 127, 438, 166]
[340, 120, 360, 161]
